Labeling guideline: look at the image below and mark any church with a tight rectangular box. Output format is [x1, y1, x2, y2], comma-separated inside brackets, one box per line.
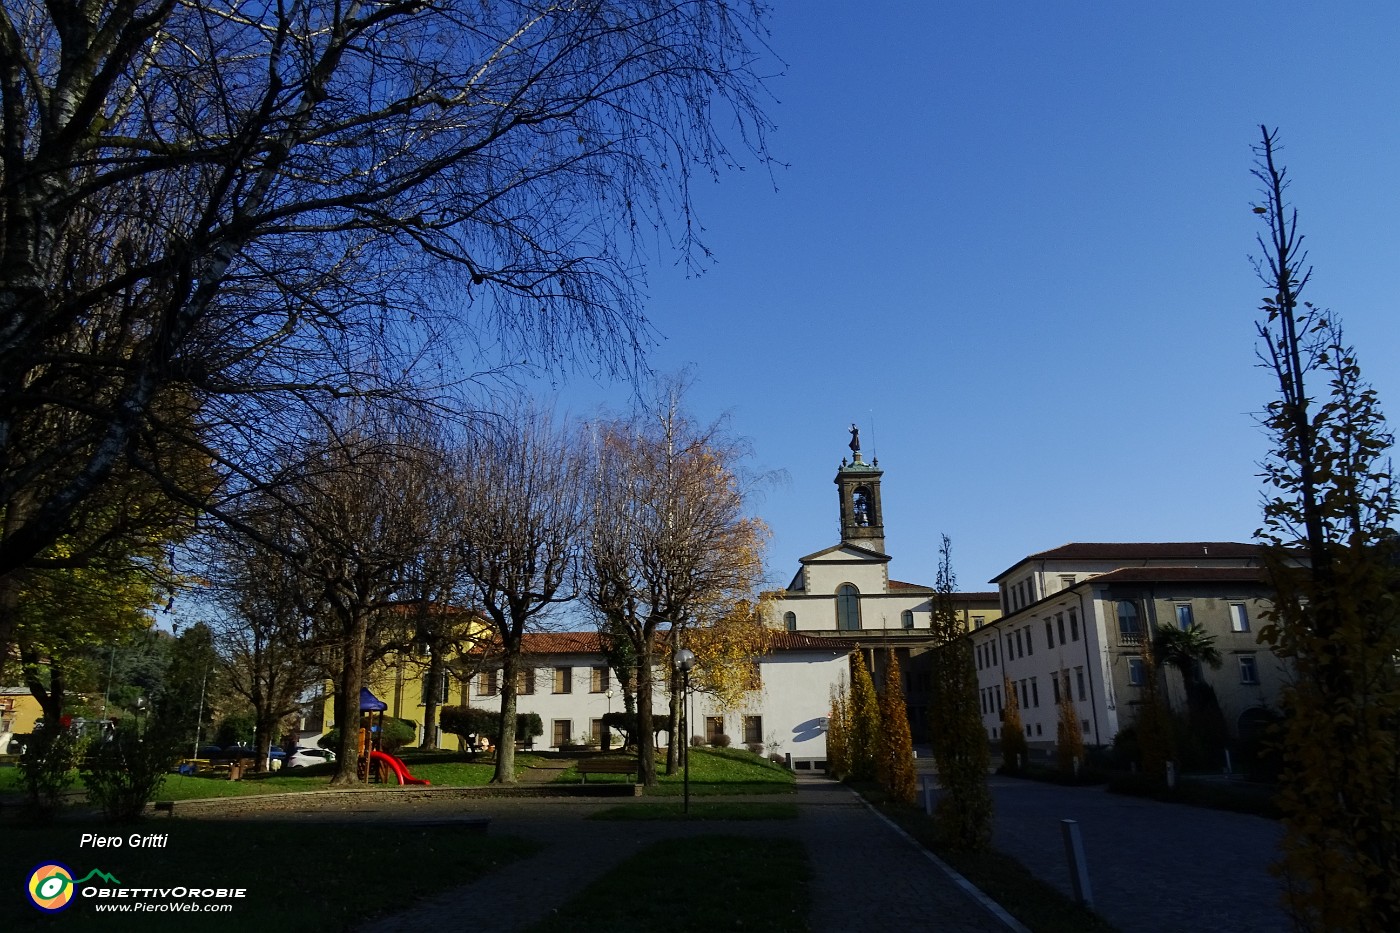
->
[765, 426, 1000, 741]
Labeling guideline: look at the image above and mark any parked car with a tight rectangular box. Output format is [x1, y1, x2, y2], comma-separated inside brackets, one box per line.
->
[221, 745, 257, 760]
[286, 747, 335, 769]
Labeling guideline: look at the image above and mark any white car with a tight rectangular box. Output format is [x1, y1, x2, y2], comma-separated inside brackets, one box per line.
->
[286, 747, 336, 769]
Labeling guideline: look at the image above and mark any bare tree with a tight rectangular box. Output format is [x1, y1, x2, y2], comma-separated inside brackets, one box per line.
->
[585, 386, 765, 784]
[454, 409, 586, 783]
[252, 414, 445, 784]
[204, 529, 320, 772]
[0, 1, 779, 657]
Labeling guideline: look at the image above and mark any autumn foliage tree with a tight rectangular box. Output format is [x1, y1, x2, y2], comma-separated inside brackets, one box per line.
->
[1000, 674, 1029, 774]
[877, 650, 917, 805]
[827, 680, 851, 779]
[1055, 676, 1085, 778]
[928, 535, 992, 851]
[847, 651, 881, 782]
[585, 386, 766, 785]
[1250, 127, 1400, 932]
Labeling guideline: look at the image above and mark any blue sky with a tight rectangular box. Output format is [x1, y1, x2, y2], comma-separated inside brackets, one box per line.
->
[527, 2, 1400, 592]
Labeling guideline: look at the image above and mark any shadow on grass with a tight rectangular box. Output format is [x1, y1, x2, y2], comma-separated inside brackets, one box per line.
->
[587, 801, 798, 820]
[528, 835, 808, 933]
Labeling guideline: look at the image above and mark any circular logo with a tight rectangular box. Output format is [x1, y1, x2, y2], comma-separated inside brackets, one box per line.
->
[27, 863, 76, 912]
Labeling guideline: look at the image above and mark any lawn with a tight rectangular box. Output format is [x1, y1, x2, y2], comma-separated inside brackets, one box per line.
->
[529, 835, 809, 933]
[3, 819, 537, 931]
[1, 753, 531, 806]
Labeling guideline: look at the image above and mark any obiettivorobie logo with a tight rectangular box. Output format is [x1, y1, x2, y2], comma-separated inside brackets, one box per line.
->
[27, 863, 121, 912]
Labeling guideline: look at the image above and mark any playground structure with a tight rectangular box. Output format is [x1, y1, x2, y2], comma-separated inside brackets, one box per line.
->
[357, 687, 430, 786]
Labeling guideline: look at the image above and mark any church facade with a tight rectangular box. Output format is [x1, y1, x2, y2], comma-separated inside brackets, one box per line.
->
[764, 427, 1000, 742]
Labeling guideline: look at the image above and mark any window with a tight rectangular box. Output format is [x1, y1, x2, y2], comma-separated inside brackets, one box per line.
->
[1006, 633, 1015, 660]
[590, 719, 603, 744]
[1052, 676, 1061, 703]
[553, 666, 572, 694]
[784, 611, 797, 632]
[1175, 603, 1194, 630]
[1025, 724, 1033, 736]
[836, 584, 862, 631]
[743, 715, 763, 746]
[1056, 613, 1066, 644]
[1030, 677, 1040, 708]
[421, 672, 451, 705]
[516, 668, 536, 695]
[1015, 629, 1024, 657]
[980, 689, 988, 715]
[743, 662, 762, 692]
[705, 716, 725, 743]
[1230, 604, 1251, 633]
[1116, 601, 1140, 644]
[852, 487, 872, 526]
[1069, 608, 1080, 641]
[1025, 627, 1034, 655]
[1239, 655, 1259, 684]
[590, 666, 610, 693]
[1020, 680, 1029, 709]
[991, 640, 997, 665]
[973, 615, 986, 629]
[995, 685, 1003, 713]
[1060, 574, 1076, 591]
[901, 609, 914, 630]
[1076, 667, 1086, 701]
[476, 669, 499, 697]
[1045, 620, 1054, 646]
[1035, 723, 1043, 736]
[552, 719, 571, 748]
[1127, 657, 1145, 686]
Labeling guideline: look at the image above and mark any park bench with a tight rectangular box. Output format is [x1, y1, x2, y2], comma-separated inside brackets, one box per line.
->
[576, 758, 638, 783]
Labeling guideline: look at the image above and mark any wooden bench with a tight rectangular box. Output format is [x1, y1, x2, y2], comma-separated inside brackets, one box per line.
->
[576, 759, 638, 783]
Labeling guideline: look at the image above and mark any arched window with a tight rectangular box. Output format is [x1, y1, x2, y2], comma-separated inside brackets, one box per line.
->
[852, 487, 872, 526]
[1116, 600, 1141, 643]
[783, 611, 797, 632]
[836, 584, 861, 631]
[901, 609, 914, 630]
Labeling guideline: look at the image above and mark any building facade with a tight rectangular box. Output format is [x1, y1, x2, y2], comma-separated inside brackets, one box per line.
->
[973, 543, 1284, 754]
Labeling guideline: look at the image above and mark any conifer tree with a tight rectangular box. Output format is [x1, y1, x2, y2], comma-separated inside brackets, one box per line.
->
[877, 650, 918, 804]
[1000, 674, 1029, 774]
[1055, 677, 1085, 778]
[848, 650, 881, 782]
[927, 535, 992, 851]
[826, 680, 851, 779]
[1133, 637, 1173, 786]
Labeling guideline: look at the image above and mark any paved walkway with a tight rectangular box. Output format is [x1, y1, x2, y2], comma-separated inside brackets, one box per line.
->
[291, 774, 1011, 932]
[984, 776, 1286, 933]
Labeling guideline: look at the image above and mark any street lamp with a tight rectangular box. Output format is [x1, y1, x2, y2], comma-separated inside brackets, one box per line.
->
[135, 696, 148, 739]
[674, 648, 696, 815]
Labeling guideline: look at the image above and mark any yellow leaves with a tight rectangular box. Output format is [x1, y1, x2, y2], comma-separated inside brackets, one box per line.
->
[686, 597, 774, 711]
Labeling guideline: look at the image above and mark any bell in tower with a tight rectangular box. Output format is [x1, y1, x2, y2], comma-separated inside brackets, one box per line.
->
[835, 424, 885, 553]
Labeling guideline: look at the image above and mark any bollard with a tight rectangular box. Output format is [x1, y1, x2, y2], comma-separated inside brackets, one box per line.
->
[785, 752, 792, 770]
[1223, 749, 1232, 777]
[921, 774, 935, 816]
[1166, 760, 1177, 789]
[1060, 819, 1094, 909]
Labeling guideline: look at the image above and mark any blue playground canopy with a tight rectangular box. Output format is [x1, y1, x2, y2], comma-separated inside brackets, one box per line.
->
[359, 687, 388, 712]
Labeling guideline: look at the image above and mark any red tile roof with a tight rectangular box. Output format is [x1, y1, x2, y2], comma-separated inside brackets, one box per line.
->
[764, 633, 857, 653]
[1085, 566, 1267, 585]
[992, 542, 1262, 581]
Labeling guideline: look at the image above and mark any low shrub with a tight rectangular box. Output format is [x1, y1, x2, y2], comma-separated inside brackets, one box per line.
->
[19, 726, 79, 818]
[746, 742, 764, 756]
[81, 723, 181, 821]
[709, 734, 731, 748]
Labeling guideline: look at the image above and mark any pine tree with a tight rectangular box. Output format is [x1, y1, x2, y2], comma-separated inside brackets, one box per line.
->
[826, 681, 850, 779]
[877, 650, 918, 804]
[927, 535, 993, 851]
[1000, 674, 1029, 774]
[1055, 677, 1085, 778]
[848, 650, 881, 782]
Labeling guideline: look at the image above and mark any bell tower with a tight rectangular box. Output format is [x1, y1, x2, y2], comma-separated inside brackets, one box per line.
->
[835, 424, 885, 553]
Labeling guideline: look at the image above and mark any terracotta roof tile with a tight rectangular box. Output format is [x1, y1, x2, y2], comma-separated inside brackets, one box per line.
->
[991, 541, 1262, 582]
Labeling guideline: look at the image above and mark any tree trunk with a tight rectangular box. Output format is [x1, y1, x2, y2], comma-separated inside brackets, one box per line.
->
[493, 648, 520, 784]
[665, 665, 682, 775]
[329, 610, 368, 785]
[420, 649, 443, 751]
[634, 642, 657, 786]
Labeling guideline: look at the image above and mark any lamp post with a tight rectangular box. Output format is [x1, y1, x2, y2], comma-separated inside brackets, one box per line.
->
[135, 696, 148, 739]
[674, 648, 695, 815]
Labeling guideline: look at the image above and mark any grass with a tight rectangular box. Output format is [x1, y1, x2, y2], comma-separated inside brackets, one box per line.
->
[588, 800, 798, 820]
[849, 782, 1119, 933]
[528, 835, 808, 933]
[2, 819, 537, 931]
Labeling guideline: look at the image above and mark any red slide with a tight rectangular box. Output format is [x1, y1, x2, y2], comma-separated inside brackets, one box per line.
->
[370, 750, 431, 786]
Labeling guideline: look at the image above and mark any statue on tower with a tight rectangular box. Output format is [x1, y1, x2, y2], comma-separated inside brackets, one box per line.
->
[848, 423, 860, 456]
